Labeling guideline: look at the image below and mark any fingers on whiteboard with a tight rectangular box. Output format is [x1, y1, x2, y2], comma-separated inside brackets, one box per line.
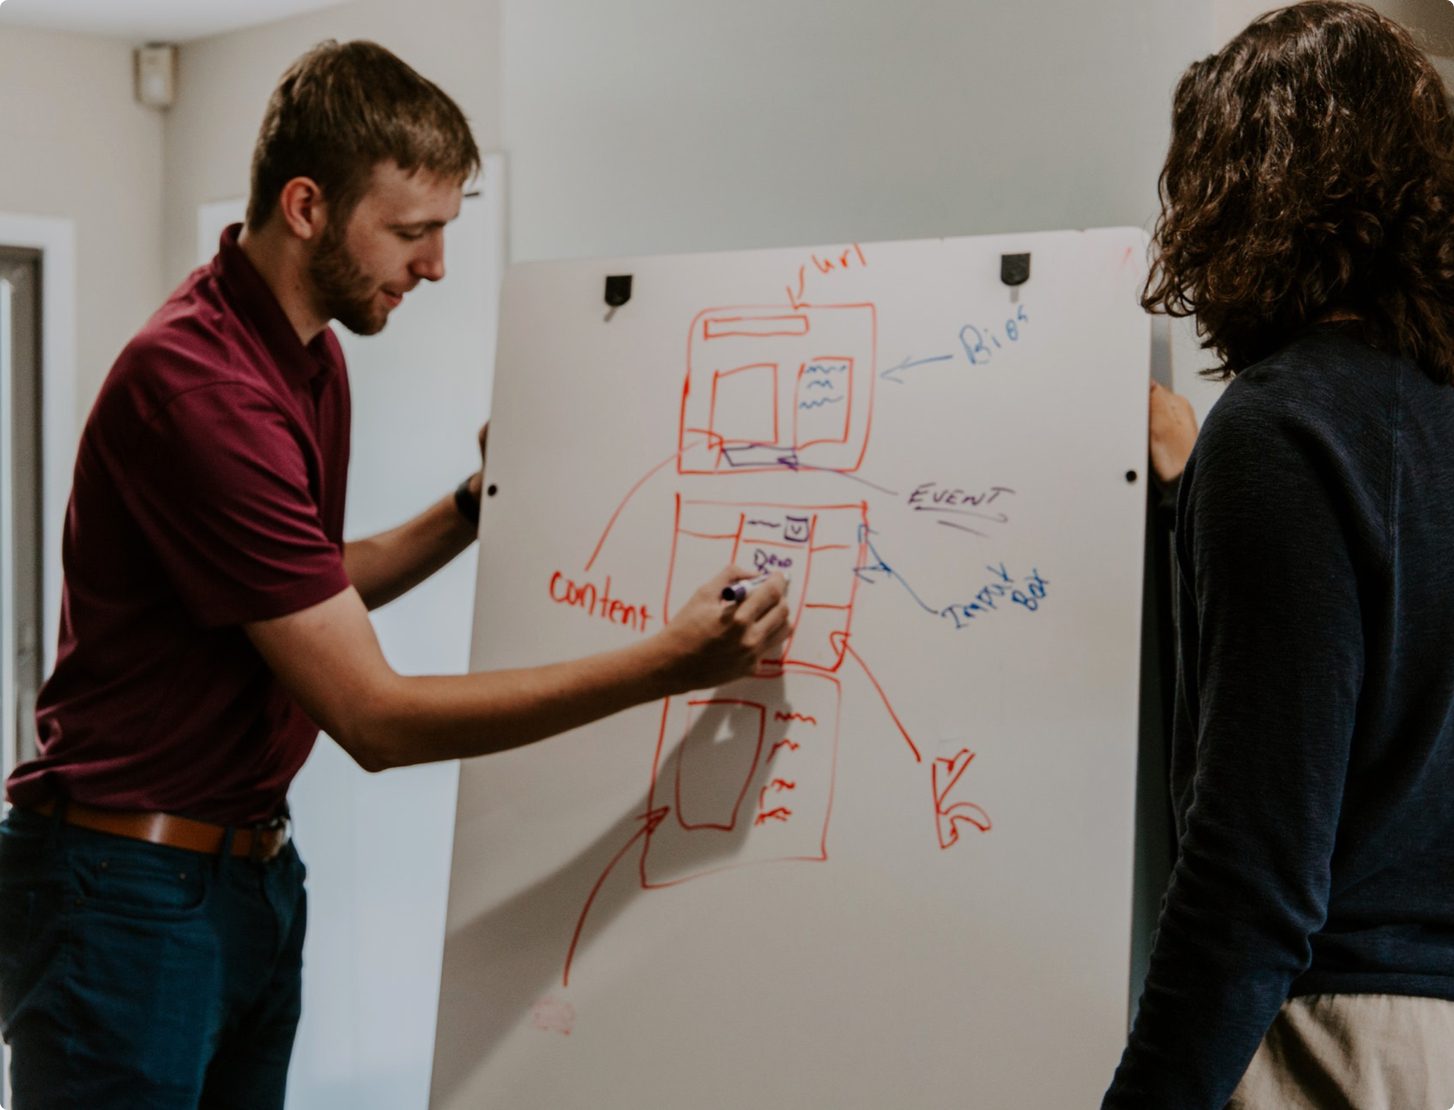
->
[709, 565, 755, 596]
[736, 573, 788, 621]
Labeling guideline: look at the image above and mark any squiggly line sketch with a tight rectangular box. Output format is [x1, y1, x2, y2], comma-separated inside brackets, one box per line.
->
[584, 431, 710, 573]
[563, 805, 669, 988]
[831, 631, 922, 764]
[934, 749, 993, 848]
[775, 711, 818, 725]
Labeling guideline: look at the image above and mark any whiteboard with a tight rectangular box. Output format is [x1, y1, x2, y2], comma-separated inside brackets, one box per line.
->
[434, 228, 1150, 1108]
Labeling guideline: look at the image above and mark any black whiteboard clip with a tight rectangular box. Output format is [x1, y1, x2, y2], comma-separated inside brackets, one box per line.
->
[604, 274, 632, 322]
[1000, 253, 1030, 303]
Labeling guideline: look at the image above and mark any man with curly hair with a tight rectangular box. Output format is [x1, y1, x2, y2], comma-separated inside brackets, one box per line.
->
[1104, 3, 1454, 1107]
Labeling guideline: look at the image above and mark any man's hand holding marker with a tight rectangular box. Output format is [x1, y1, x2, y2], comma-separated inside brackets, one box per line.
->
[721, 572, 790, 605]
[655, 568, 792, 692]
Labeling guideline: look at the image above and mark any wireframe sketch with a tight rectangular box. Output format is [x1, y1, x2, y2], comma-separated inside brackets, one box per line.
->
[561, 287, 996, 988]
[679, 304, 877, 474]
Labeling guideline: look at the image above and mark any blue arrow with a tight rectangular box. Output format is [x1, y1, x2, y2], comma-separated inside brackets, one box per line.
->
[880, 353, 955, 384]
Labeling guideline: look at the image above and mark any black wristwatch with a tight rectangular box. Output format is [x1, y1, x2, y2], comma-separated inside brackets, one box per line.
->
[454, 475, 481, 527]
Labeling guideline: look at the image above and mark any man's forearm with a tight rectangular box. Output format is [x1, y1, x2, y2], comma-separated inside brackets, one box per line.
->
[245, 569, 789, 776]
[344, 487, 477, 608]
[348, 636, 680, 770]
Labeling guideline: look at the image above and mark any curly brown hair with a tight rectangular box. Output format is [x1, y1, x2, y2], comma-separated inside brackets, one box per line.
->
[1143, 1, 1454, 382]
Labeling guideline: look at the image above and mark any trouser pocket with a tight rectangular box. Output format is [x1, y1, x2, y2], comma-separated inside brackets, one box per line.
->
[0, 816, 64, 1041]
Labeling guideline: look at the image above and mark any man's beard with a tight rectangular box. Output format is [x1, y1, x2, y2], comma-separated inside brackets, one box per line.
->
[309, 220, 386, 336]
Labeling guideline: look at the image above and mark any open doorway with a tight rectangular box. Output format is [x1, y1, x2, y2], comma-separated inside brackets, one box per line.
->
[0, 247, 43, 789]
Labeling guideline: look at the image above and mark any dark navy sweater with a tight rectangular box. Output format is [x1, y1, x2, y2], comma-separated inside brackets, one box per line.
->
[1104, 327, 1454, 1107]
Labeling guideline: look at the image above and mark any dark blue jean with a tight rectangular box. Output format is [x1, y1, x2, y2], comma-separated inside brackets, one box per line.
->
[0, 806, 307, 1109]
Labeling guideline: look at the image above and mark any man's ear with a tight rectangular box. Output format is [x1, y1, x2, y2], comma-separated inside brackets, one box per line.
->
[276, 177, 328, 242]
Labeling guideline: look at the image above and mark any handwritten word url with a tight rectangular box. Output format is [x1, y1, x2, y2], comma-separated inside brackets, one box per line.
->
[786, 244, 868, 307]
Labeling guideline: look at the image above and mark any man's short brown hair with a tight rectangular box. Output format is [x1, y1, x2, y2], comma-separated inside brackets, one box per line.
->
[246, 40, 481, 231]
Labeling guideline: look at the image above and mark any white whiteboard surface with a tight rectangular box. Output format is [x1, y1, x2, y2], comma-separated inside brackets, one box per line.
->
[434, 228, 1149, 1108]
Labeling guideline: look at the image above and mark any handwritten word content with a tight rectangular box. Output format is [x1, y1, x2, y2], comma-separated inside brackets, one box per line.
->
[960, 304, 1030, 367]
[940, 564, 1050, 630]
[548, 571, 653, 634]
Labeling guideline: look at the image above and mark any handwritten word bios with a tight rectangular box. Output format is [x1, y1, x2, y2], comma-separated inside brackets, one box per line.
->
[548, 571, 652, 634]
[940, 564, 1050, 630]
[960, 304, 1030, 367]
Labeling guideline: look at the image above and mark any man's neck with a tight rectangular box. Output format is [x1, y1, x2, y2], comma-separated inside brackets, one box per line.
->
[237, 223, 329, 345]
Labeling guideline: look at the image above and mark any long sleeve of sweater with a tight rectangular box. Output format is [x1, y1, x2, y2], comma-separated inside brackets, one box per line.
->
[1104, 348, 1390, 1107]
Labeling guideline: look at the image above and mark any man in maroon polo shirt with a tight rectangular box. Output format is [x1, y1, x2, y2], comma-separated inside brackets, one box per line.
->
[0, 41, 788, 1108]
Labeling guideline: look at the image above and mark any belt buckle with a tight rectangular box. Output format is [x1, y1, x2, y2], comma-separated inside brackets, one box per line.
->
[249, 815, 290, 864]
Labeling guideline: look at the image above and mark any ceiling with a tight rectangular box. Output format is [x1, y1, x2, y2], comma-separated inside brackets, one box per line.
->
[0, 0, 1450, 56]
[0, 0, 350, 44]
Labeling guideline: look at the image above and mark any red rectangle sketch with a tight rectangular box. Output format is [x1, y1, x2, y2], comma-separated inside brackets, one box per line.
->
[642, 671, 842, 887]
[793, 356, 854, 448]
[664, 499, 869, 674]
[708, 363, 779, 451]
[674, 699, 765, 831]
[680, 304, 876, 474]
[703, 314, 810, 340]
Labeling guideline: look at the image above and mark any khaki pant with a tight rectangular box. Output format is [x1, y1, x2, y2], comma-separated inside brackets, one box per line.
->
[1228, 994, 1454, 1110]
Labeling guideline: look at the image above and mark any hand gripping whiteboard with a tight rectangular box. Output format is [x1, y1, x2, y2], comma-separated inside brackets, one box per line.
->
[433, 228, 1150, 1108]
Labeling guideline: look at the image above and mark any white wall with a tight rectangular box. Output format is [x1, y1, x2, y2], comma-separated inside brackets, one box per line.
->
[0, 24, 163, 1101]
[0, 25, 164, 451]
[163, 0, 502, 285]
[0, 21, 163, 816]
[503, 0, 1212, 263]
[499, 0, 1232, 435]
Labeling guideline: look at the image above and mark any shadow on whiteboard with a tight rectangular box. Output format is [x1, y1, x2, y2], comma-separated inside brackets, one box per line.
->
[432, 672, 834, 1096]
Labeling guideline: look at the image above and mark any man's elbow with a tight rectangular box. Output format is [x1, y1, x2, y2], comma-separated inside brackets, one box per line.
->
[349, 736, 395, 773]
[329, 690, 405, 773]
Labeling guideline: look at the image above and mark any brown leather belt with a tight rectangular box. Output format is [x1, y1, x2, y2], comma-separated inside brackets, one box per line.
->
[32, 800, 291, 863]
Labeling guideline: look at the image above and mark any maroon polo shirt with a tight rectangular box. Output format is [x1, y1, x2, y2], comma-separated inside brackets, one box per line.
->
[6, 225, 352, 825]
